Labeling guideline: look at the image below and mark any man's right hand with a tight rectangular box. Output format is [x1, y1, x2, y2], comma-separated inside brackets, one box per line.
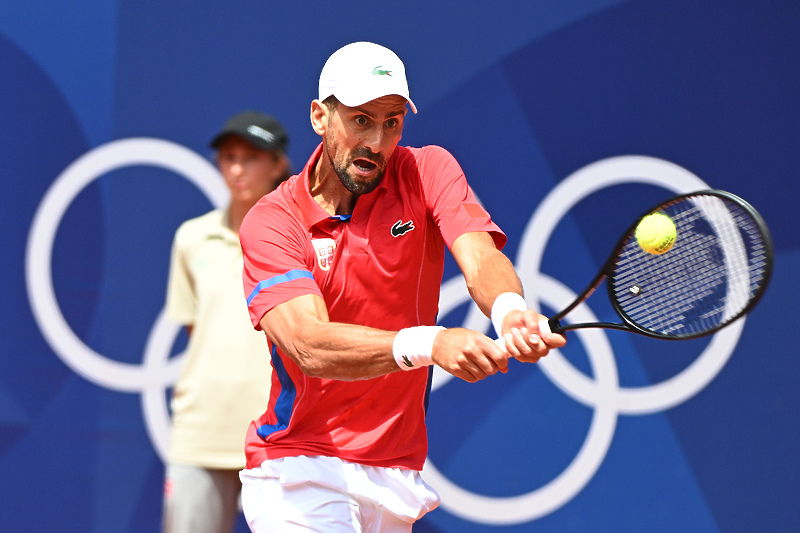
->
[430, 328, 510, 382]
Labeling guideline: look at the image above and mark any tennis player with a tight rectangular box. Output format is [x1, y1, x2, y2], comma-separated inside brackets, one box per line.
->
[238, 41, 566, 532]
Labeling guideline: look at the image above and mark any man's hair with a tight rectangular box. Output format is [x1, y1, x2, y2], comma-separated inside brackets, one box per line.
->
[321, 95, 339, 112]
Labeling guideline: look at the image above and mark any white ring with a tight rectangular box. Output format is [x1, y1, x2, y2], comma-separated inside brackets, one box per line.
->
[428, 155, 744, 524]
[141, 309, 185, 461]
[517, 156, 742, 414]
[427, 274, 618, 523]
[25, 138, 226, 461]
[26, 138, 225, 390]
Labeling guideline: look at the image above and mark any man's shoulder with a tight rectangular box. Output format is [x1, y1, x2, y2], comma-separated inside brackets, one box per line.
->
[395, 144, 452, 162]
[248, 181, 295, 220]
[241, 181, 305, 239]
[393, 145, 459, 175]
[391, 145, 460, 187]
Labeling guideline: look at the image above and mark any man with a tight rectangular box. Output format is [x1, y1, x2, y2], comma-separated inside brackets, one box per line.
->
[238, 42, 565, 532]
[163, 111, 292, 533]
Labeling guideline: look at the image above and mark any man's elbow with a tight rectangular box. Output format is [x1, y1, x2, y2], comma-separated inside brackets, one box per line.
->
[281, 338, 329, 378]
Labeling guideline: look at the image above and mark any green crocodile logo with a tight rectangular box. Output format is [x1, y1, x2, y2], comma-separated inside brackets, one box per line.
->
[372, 66, 392, 76]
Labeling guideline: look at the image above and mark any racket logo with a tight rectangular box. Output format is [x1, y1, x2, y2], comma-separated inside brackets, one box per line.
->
[391, 219, 415, 237]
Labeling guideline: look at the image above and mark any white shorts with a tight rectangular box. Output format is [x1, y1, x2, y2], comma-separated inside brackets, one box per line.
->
[239, 456, 440, 533]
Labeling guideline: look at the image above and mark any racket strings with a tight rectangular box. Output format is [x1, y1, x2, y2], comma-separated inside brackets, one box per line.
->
[615, 236, 726, 334]
[611, 194, 769, 338]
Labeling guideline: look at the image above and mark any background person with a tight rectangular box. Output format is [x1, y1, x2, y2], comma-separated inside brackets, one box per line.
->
[237, 42, 566, 532]
[162, 111, 293, 533]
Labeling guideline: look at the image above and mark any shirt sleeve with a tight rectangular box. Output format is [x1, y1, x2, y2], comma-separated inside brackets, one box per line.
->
[416, 145, 507, 250]
[165, 223, 197, 325]
[240, 199, 322, 330]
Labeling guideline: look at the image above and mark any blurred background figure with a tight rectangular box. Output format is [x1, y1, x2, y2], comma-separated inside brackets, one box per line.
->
[162, 111, 293, 533]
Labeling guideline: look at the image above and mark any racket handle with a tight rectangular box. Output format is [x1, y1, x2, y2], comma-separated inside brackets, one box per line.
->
[538, 317, 552, 335]
[546, 318, 566, 334]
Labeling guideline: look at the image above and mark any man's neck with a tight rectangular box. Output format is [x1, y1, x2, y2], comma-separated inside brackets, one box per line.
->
[309, 152, 357, 216]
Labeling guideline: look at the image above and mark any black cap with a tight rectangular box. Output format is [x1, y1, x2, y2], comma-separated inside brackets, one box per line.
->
[209, 111, 289, 152]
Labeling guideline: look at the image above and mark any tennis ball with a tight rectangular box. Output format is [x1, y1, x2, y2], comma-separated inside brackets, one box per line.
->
[635, 213, 676, 254]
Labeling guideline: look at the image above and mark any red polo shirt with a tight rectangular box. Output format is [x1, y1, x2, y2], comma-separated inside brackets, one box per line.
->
[240, 143, 505, 471]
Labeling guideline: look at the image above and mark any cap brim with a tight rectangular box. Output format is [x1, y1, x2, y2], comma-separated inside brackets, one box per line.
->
[209, 130, 283, 152]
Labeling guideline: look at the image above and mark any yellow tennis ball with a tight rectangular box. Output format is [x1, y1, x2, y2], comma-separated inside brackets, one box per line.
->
[635, 213, 676, 254]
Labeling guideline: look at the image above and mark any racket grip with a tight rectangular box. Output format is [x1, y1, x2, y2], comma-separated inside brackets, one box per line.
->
[538, 317, 552, 335]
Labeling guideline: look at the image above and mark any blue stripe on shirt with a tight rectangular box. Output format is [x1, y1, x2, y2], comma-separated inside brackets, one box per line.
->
[246, 269, 314, 306]
[256, 343, 296, 439]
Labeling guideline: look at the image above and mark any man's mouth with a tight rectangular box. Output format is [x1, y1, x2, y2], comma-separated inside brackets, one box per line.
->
[353, 158, 378, 172]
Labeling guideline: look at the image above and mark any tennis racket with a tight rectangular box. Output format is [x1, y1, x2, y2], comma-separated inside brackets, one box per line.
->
[538, 189, 773, 340]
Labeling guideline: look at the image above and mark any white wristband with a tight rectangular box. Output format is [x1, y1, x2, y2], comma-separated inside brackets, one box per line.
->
[491, 292, 527, 338]
[393, 326, 444, 370]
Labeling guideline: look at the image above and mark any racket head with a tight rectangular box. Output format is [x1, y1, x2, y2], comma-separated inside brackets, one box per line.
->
[604, 189, 773, 339]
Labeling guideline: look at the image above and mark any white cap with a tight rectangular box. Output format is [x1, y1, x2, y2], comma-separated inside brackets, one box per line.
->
[318, 42, 417, 114]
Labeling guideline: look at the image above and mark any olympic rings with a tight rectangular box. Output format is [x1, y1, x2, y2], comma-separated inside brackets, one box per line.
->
[427, 155, 745, 524]
[428, 273, 620, 523]
[25, 138, 227, 459]
[26, 145, 743, 523]
[516, 156, 743, 416]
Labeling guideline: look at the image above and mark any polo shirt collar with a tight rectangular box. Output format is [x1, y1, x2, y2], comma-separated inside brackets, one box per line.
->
[207, 208, 239, 243]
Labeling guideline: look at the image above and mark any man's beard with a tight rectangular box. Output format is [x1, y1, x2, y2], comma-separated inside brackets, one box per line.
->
[328, 145, 386, 195]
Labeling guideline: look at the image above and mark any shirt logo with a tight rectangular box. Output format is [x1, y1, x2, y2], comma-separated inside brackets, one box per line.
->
[311, 238, 336, 271]
[372, 65, 392, 76]
[391, 220, 415, 237]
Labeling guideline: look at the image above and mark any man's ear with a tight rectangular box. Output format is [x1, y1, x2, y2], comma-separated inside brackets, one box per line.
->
[310, 100, 328, 136]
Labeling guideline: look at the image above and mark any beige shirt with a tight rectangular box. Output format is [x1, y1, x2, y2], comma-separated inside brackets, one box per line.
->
[166, 209, 271, 469]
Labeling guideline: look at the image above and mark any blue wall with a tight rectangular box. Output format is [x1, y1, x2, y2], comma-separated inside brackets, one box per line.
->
[1, 1, 797, 531]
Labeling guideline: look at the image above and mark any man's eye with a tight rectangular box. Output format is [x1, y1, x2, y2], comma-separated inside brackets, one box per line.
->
[355, 116, 368, 125]
[386, 119, 398, 128]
